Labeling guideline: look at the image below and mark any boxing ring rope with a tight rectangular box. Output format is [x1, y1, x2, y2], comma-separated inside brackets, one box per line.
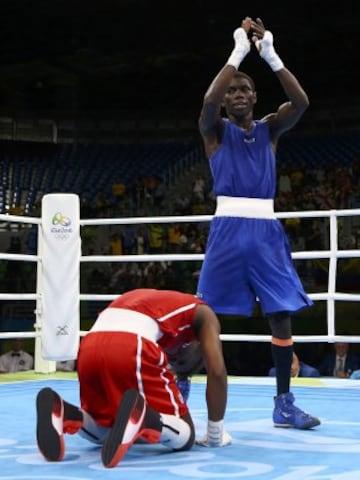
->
[79, 208, 360, 344]
[0, 207, 359, 373]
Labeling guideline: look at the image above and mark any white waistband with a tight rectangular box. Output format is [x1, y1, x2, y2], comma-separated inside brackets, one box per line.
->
[90, 308, 162, 343]
[214, 196, 276, 219]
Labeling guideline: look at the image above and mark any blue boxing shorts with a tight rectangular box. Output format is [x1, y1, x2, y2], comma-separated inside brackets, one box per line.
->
[196, 216, 313, 316]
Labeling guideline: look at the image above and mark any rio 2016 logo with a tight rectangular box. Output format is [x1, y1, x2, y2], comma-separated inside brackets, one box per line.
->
[52, 212, 71, 227]
[50, 212, 73, 240]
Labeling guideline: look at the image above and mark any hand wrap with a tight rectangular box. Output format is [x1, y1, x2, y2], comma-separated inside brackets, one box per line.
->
[227, 28, 250, 69]
[255, 30, 284, 72]
[196, 420, 232, 447]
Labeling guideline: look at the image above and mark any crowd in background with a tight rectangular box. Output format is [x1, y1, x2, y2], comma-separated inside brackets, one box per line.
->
[0, 143, 359, 376]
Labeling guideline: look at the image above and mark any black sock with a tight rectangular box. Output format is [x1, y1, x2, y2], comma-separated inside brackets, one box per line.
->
[271, 344, 293, 396]
[143, 405, 163, 432]
[63, 400, 83, 422]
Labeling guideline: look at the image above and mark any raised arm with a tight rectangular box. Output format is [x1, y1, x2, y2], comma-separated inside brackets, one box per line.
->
[251, 17, 310, 141]
[199, 17, 252, 158]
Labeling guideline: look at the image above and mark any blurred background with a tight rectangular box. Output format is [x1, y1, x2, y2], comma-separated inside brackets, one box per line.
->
[0, 0, 359, 135]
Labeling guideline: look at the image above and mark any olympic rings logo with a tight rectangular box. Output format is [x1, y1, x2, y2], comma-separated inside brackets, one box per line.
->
[53, 232, 71, 241]
[52, 212, 72, 227]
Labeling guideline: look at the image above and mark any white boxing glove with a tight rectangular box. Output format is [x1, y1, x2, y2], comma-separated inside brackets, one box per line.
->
[196, 420, 232, 447]
[227, 28, 250, 69]
[254, 30, 284, 72]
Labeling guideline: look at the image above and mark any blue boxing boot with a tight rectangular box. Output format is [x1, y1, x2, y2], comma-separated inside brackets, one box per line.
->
[273, 392, 320, 429]
[176, 375, 191, 403]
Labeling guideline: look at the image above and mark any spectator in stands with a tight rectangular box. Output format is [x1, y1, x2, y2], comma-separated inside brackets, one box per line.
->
[87, 266, 110, 293]
[301, 189, 317, 211]
[148, 224, 166, 253]
[80, 225, 97, 255]
[108, 264, 126, 291]
[174, 191, 191, 215]
[143, 175, 158, 206]
[335, 167, 353, 208]
[143, 262, 168, 289]
[123, 225, 136, 254]
[108, 232, 124, 256]
[269, 352, 320, 378]
[178, 226, 189, 251]
[129, 175, 145, 213]
[305, 219, 323, 250]
[191, 195, 207, 215]
[0, 338, 34, 373]
[168, 223, 182, 252]
[278, 166, 292, 197]
[135, 226, 150, 255]
[193, 174, 206, 202]
[25, 224, 38, 255]
[283, 205, 302, 243]
[313, 182, 335, 209]
[189, 236, 205, 254]
[111, 177, 126, 203]
[289, 164, 305, 195]
[318, 341, 360, 378]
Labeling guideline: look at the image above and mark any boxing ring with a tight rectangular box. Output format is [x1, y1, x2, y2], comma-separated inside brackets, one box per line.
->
[0, 199, 360, 479]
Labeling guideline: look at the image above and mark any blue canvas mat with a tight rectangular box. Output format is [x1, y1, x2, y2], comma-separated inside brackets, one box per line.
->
[0, 377, 359, 480]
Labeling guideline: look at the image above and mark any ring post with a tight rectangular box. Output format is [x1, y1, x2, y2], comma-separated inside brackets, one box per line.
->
[35, 193, 80, 372]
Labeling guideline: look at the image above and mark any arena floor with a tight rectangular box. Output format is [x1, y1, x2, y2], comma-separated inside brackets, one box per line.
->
[0, 374, 359, 480]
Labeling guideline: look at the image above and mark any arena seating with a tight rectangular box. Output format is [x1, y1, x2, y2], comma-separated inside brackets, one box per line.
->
[0, 140, 200, 215]
[0, 130, 359, 216]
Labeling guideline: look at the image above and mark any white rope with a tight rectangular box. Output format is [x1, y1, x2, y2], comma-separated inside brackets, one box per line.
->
[0, 293, 38, 300]
[6, 330, 350, 345]
[80, 214, 213, 226]
[276, 208, 360, 219]
[0, 332, 39, 339]
[219, 334, 360, 344]
[81, 253, 204, 262]
[79, 208, 360, 226]
[0, 214, 40, 224]
[0, 253, 39, 262]
[0, 207, 359, 350]
[78, 292, 360, 302]
[80, 250, 360, 264]
[0, 248, 354, 267]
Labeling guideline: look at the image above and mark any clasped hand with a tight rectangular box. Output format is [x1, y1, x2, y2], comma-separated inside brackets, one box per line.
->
[236, 16, 270, 53]
[233, 16, 284, 72]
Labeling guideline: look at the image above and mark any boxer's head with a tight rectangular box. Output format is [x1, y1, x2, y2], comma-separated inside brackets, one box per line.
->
[168, 340, 204, 376]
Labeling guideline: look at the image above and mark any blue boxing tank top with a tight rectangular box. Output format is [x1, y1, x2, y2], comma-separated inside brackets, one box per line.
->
[209, 119, 276, 199]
